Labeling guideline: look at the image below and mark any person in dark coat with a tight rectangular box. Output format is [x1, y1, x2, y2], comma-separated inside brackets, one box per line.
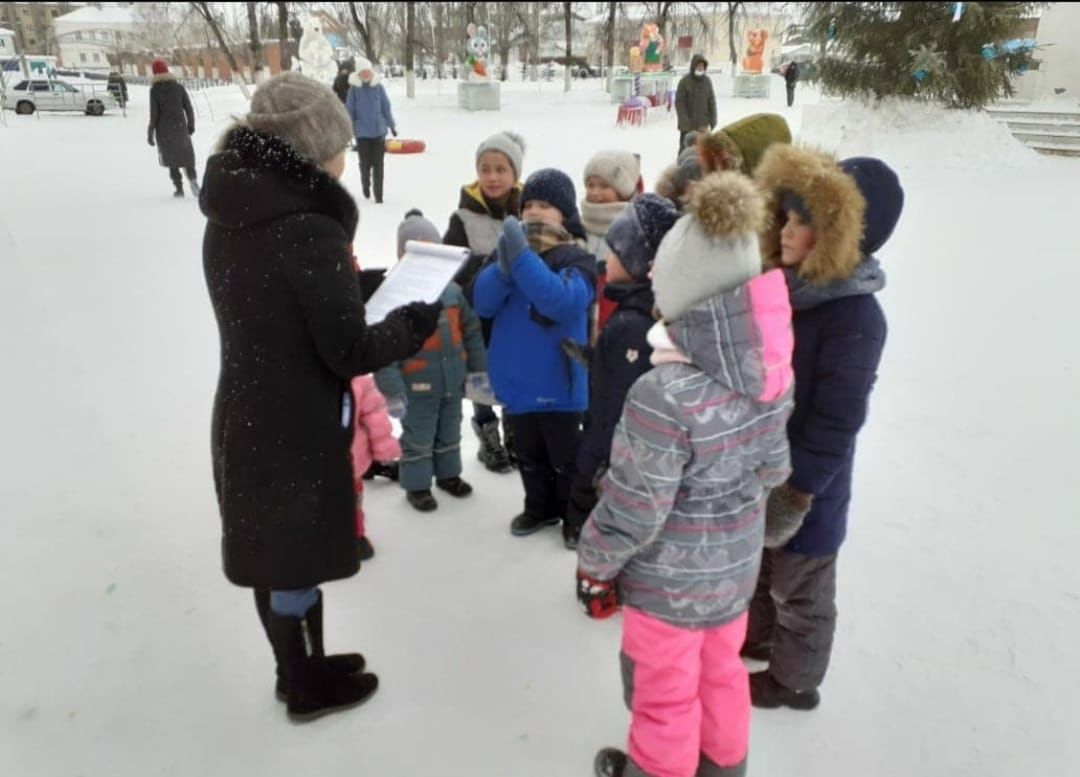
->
[147, 59, 198, 198]
[332, 63, 352, 104]
[784, 61, 799, 107]
[675, 54, 717, 157]
[200, 72, 442, 723]
[107, 71, 128, 106]
[562, 194, 680, 550]
[744, 144, 905, 711]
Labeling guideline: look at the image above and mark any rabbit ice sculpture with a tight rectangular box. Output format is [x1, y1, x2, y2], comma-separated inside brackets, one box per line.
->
[465, 23, 490, 80]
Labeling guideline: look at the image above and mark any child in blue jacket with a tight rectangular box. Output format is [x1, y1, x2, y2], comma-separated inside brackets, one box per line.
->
[472, 169, 597, 537]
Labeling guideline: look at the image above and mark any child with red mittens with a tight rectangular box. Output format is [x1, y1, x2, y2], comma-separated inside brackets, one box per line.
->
[577, 172, 796, 777]
[349, 374, 401, 561]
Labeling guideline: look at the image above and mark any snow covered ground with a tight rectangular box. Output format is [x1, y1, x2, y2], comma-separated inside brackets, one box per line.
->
[2, 76, 1079, 776]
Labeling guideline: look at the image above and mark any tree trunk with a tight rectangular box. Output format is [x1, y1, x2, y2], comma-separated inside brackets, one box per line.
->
[347, 1, 378, 63]
[246, 1, 264, 81]
[605, 1, 617, 93]
[434, 2, 445, 79]
[727, 2, 738, 70]
[276, 1, 291, 72]
[530, 2, 540, 81]
[563, 2, 572, 92]
[190, 1, 251, 97]
[405, 1, 415, 98]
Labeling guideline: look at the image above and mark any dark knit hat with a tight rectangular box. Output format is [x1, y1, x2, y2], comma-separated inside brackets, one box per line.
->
[605, 194, 680, 280]
[521, 168, 585, 237]
[839, 157, 904, 256]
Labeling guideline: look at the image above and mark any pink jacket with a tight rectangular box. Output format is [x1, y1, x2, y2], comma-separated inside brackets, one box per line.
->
[350, 375, 401, 483]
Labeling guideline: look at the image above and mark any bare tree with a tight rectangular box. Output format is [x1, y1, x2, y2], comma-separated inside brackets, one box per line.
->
[246, 2, 265, 80]
[189, 1, 251, 96]
[346, 1, 380, 62]
[724, 2, 744, 69]
[405, 2, 415, 97]
[276, 1, 292, 72]
[563, 2, 573, 92]
[605, 1, 618, 91]
[490, 2, 523, 82]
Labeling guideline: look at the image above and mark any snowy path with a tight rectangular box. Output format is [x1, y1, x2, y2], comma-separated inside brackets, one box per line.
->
[2, 78, 1078, 776]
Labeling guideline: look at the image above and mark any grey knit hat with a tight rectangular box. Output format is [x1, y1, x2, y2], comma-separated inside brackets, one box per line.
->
[246, 72, 353, 163]
[397, 208, 442, 258]
[584, 150, 642, 200]
[476, 131, 526, 179]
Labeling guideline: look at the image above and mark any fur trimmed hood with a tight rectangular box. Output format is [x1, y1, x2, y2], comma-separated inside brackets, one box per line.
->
[754, 144, 866, 285]
[151, 71, 176, 85]
[349, 59, 381, 87]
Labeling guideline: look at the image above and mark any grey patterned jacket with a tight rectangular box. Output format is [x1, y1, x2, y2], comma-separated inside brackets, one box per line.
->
[578, 269, 795, 629]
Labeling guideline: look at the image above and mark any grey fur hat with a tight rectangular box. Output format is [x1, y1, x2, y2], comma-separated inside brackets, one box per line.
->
[246, 72, 353, 163]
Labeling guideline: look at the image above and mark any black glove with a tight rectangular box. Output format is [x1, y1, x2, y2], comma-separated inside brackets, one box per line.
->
[763, 482, 813, 549]
[401, 299, 443, 340]
[147, 131, 155, 147]
[391, 127, 399, 137]
[188, 125, 195, 136]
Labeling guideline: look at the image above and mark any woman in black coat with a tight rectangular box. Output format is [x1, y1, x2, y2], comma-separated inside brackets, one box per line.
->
[147, 60, 198, 197]
[200, 73, 441, 722]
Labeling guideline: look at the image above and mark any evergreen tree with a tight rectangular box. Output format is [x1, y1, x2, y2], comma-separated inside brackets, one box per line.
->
[805, 2, 1042, 109]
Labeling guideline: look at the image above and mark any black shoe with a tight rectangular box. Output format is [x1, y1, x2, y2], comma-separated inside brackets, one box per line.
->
[562, 521, 581, 550]
[473, 419, 513, 473]
[594, 748, 628, 777]
[375, 197, 383, 204]
[356, 536, 375, 562]
[267, 609, 379, 721]
[187, 177, 200, 197]
[436, 477, 473, 498]
[750, 671, 820, 710]
[407, 489, 438, 512]
[254, 591, 366, 702]
[362, 462, 399, 482]
[510, 513, 560, 537]
[740, 641, 773, 662]
[172, 187, 184, 198]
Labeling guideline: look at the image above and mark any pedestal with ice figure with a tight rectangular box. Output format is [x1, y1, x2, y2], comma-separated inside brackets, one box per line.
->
[456, 22, 501, 111]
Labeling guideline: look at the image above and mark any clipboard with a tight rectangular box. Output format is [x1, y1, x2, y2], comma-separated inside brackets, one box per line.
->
[364, 241, 470, 325]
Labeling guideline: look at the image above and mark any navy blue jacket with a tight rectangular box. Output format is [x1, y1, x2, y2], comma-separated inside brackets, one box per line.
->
[783, 286, 886, 556]
[473, 242, 595, 415]
[576, 281, 655, 480]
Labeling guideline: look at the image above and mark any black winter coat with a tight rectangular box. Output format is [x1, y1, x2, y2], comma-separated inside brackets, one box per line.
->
[201, 128, 431, 589]
[148, 74, 196, 170]
[675, 54, 717, 133]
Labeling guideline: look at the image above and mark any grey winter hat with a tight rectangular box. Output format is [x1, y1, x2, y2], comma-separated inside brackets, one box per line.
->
[652, 172, 767, 320]
[397, 208, 442, 258]
[605, 194, 680, 280]
[476, 131, 526, 179]
[584, 150, 642, 200]
[246, 72, 353, 163]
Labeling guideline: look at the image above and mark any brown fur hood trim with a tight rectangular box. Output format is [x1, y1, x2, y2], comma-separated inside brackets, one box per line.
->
[754, 144, 865, 284]
[151, 72, 176, 85]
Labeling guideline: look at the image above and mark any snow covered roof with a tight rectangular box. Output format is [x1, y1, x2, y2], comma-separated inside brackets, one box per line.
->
[54, 5, 135, 27]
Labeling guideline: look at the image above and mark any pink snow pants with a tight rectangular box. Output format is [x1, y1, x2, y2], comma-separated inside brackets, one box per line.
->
[621, 608, 750, 777]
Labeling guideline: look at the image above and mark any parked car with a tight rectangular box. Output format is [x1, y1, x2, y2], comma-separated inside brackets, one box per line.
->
[2, 79, 113, 116]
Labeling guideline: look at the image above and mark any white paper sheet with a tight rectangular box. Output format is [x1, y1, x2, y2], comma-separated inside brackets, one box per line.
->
[364, 241, 470, 325]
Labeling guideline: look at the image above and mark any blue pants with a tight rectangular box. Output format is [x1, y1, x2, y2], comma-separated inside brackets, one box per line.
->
[270, 588, 318, 617]
[400, 394, 464, 492]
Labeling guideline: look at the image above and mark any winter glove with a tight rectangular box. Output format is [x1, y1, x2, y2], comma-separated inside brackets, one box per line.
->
[390, 127, 398, 137]
[560, 339, 592, 369]
[386, 395, 407, 420]
[496, 216, 529, 276]
[399, 299, 443, 340]
[188, 125, 195, 136]
[763, 482, 814, 549]
[147, 130, 155, 146]
[576, 570, 618, 620]
[464, 372, 496, 406]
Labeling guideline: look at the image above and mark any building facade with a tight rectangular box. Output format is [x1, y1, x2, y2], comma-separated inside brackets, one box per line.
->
[0, 2, 66, 56]
[53, 4, 138, 71]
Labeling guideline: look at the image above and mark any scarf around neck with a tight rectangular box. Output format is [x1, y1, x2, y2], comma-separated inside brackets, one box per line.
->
[784, 257, 887, 311]
[580, 200, 629, 239]
[526, 220, 576, 255]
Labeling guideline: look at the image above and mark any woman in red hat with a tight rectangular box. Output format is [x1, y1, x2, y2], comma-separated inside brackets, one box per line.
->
[147, 59, 199, 198]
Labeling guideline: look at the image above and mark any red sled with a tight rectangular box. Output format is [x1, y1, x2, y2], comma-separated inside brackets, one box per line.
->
[385, 138, 426, 154]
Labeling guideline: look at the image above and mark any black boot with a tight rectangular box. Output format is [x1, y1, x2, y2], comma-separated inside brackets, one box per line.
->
[173, 181, 184, 198]
[267, 608, 379, 722]
[362, 462, 399, 482]
[594, 748, 628, 777]
[255, 590, 366, 702]
[407, 489, 438, 512]
[473, 418, 512, 473]
[749, 671, 820, 710]
[187, 176, 200, 197]
[510, 512, 560, 537]
[436, 477, 473, 498]
[356, 536, 375, 562]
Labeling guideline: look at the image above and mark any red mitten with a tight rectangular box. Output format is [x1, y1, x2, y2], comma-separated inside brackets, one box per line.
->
[577, 570, 618, 619]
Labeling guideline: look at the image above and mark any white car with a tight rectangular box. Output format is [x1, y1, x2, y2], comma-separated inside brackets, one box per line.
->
[2, 79, 113, 116]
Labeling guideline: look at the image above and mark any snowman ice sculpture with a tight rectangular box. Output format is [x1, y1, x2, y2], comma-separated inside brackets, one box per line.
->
[298, 17, 339, 84]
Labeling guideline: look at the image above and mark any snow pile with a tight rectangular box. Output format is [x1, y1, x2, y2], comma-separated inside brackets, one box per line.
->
[799, 98, 1040, 170]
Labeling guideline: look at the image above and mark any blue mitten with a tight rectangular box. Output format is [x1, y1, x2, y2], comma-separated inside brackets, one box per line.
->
[496, 216, 529, 276]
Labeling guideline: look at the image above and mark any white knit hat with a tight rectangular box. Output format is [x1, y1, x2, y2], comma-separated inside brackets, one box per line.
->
[652, 172, 767, 320]
[476, 131, 526, 179]
[246, 72, 353, 163]
[584, 150, 641, 200]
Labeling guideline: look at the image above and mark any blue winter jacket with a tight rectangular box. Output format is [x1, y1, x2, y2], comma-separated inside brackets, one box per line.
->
[473, 243, 596, 415]
[345, 74, 395, 139]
